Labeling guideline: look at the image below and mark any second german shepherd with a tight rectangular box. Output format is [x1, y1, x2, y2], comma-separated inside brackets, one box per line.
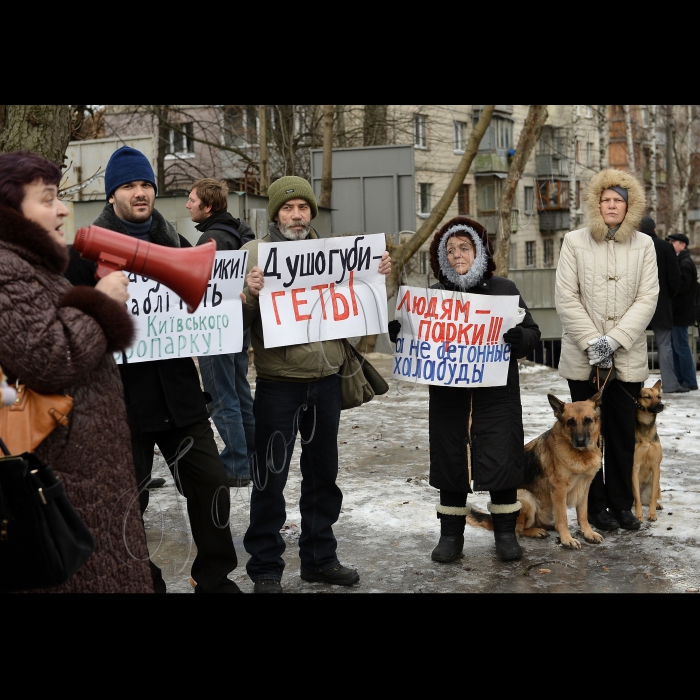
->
[632, 379, 664, 522]
[467, 390, 604, 549]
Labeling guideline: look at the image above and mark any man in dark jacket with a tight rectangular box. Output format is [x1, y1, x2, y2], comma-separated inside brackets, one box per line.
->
[639, 217, 684, 393]
[667, 233, 699, 390]
[187, 178, 255, 487]
[65, 146, 240, 593]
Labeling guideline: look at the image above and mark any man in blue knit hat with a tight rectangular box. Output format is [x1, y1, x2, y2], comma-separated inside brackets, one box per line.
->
[66, 145, 241, 594]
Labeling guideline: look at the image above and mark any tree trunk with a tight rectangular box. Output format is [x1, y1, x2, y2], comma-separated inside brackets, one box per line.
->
[319, 105, 334, 209]
[363, 105, 388, 146]
[385, 106, 495, 301]
[493, 105, 549, 277]
[335, 106, 347, 148]
[568, 105, 579, 232]
[0, 105, 72, 168]
[597, 104, 609, 169]
[259, 105, 269, 195]
[648, 104, 658, 218]
[155, 105, 170, 194]
[623, 105, 636, 173]
[666, 105, 675, 230]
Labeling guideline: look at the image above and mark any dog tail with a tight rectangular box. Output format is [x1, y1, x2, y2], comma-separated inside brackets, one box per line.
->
[465, 506, 493, 531]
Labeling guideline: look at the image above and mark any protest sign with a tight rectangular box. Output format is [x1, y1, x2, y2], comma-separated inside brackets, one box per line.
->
[114, 250, 247, 364]
[392, 285, 521, 387]
[257, 233, 388, 349]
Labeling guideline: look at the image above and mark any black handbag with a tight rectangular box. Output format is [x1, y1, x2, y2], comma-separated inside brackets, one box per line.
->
[0, 436, 95, 592]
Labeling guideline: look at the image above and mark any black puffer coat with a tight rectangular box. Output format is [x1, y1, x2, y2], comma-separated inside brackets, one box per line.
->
[642, 232, 679, 330]
[427, 217, 540, 494]
[672, 248, 698, 327]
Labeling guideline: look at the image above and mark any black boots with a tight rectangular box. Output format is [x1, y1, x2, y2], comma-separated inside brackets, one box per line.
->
[431, 514, 466, 563]
[490, 509, 523, 562]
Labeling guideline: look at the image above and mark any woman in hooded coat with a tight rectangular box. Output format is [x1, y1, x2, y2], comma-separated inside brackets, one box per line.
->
[0, 150, 153, 593]
[390, 216, 540, 562]
[555, 168, 658, 532]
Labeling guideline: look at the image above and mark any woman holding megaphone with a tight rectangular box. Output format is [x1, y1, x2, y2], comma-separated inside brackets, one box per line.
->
[0, 150, 153, 593]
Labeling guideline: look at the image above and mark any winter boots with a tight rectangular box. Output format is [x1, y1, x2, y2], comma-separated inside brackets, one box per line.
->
[431, 505, 469, 563]
[488, 502, 522, 562]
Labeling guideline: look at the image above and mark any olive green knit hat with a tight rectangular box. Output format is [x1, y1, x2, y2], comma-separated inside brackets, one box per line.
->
[267, 176, 318, 221]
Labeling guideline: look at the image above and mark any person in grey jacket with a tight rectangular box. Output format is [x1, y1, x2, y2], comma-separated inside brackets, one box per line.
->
[556, 168, 658, 532]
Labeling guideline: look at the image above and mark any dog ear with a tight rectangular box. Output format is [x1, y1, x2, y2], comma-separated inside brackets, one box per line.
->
[590, 389, 603, 407]
[653, 379, 662, 391]
[547, 394, 566, 419]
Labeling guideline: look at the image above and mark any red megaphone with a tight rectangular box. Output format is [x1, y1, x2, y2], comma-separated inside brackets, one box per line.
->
[73, 225, 216, 313]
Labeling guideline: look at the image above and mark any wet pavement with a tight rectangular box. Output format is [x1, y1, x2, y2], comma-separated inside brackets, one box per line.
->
[143, 350, 700, 594]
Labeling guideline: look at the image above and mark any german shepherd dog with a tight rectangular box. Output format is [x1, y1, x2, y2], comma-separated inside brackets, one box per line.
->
[467, 390, 604, 549]
[632, 379, 664, 522]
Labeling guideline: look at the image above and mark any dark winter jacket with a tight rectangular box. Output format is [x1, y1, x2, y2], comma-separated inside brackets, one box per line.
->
[65, 203, 211, 434]
[642, 231, 680, 330]
[425, 216, 540, 494]
[672, 248, 698, 327]
[195, 210, 254, 251]
[0, 206, 152, 593]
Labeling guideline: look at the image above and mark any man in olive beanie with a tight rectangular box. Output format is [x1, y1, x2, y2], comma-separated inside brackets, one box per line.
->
[240, 176, 392, 593]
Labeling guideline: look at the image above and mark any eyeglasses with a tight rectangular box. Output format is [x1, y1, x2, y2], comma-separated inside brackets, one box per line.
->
[446, 244, 474, 257]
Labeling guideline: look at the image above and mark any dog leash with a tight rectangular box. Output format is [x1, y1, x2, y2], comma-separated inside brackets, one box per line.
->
[595, 363, 643, 409]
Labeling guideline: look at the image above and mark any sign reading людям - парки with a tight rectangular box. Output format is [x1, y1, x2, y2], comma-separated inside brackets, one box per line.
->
[256, 233, 388, 349]
[392, 286, 521, 387]
[114, 250, 247, 364]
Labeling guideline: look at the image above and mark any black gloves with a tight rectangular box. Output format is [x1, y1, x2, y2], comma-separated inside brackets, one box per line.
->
[388, 319, 401, 344]
[502, 326, 523, 353]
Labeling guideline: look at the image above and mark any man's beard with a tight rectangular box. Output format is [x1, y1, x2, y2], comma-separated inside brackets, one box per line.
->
[279, 220, 311, 240]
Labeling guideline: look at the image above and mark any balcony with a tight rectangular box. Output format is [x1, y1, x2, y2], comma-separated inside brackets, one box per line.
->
[536, 154, 569, 178]
[539, 211, 570, 233]
[474, 153, 510, 173]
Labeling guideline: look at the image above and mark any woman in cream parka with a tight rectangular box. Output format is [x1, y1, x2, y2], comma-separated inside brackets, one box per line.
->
[555, 167, 658, 533]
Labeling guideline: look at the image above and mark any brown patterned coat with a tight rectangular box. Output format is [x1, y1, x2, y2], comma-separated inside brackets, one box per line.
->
[0, 206, 153, 593]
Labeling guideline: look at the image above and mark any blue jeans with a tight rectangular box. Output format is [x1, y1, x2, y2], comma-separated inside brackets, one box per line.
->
[671, 325, 698, 388]
[244, 373, 343, 582]
[198, 330, 255, 479]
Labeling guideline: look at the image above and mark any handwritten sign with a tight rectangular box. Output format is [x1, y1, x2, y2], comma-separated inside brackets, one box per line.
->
[114, 250, 248, 364]
[257, 233, 388, 349]
[392, 286, 520, 387]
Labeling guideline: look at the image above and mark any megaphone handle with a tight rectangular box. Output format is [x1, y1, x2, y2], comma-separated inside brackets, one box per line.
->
[94, 252, 128, 280]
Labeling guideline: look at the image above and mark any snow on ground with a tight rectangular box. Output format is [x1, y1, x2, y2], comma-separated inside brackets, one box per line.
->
[143, 352, 700, 594]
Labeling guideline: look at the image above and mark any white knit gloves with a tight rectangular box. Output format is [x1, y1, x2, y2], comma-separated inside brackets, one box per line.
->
[587, 336, 621, 368]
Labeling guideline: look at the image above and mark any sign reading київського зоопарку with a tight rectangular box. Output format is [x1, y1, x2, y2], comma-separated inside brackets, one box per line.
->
[114, 250, 247, 364]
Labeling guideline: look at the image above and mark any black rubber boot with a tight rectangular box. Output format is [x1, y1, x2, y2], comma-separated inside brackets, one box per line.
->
[431, 514, 466, 563]
[491, 510, 523, 562]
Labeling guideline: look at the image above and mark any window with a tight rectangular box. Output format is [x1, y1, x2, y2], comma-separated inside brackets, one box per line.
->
[419, 183, 432, 215]
[477, 177, 498, 212]
[586, 140, 593, 167]
[586, 105, 594, 119]
[165, 122, 194, 156]
[454, 120, 466, 152]
[224, 105, 259, 147]
[420, 251, 429, 274]
[525, 241, 536, 268]
[537, 180, 569, 210]
[544, 239, 554, 267]
[458, 184, 470, 215]
[524, 186, 534, 214]
[509, 242, 518, 269]
[494, 117, 513, 150]
[414, 114, 427, 148]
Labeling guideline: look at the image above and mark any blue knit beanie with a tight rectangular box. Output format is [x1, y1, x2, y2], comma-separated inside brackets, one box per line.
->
[104, 146, 157, 200]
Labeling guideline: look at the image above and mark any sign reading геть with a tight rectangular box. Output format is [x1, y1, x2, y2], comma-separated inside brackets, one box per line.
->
[257, 233, 388, 349]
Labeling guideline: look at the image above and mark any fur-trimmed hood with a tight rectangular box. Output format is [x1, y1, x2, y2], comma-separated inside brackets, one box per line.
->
[0, 205, 70, 274]
[584, 168, 646, 243]
[429, 216, 495, 289]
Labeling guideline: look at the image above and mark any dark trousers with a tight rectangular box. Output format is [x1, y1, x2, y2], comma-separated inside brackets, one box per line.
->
[568, 378, 641, 513]
[132, 419, 238, 593]
[440, 489, 518, 508]
[244, 374, 342, 582]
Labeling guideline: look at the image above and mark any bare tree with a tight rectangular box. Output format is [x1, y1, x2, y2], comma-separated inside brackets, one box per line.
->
[385, 106, 495, 301]
[493, 105, 549, 277]
[597, 104, 609, 169]
[259, 105, 269, 195]
[568, 105, 579, 230]
[319, 105, 334, 209]
[623, 105, 636, 173]
[648, 104, 658, 217]
[363, 105, 389, 146]
[0, 105, 73, 167]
